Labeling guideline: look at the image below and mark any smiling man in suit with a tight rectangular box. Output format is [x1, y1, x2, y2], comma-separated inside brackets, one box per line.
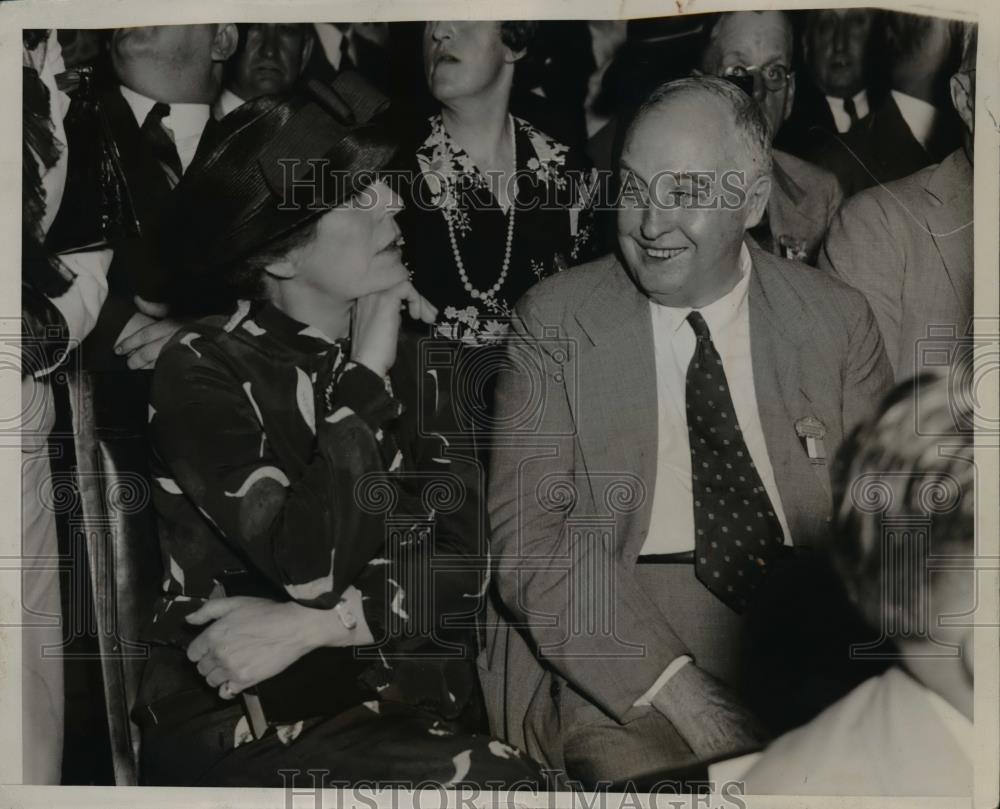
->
[819, 24, 975, 383]
[484, 76, 893, 785]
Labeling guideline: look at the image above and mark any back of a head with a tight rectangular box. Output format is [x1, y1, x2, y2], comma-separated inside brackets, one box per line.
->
[830, 370, 974, 631]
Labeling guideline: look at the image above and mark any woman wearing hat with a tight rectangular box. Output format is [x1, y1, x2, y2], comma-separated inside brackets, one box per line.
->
[135, 77, 540, 787]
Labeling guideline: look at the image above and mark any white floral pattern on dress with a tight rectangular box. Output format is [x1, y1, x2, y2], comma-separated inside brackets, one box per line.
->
[416, 114, 595, 348]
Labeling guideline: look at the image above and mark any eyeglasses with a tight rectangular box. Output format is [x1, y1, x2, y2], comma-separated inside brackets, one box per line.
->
[720, 63, 792, 92]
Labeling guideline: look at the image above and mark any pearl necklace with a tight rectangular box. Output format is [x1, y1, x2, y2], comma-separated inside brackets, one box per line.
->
[445, 116, 516, 302]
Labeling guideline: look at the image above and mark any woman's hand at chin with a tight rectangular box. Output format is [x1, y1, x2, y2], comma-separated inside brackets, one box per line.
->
[352, 280, 438, 377]
[184, 596, 363, 700]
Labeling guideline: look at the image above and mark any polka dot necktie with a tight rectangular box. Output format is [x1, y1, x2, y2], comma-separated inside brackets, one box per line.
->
[685, 311, 784, 613]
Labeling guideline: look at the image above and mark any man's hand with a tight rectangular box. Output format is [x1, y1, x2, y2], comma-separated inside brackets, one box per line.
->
[651, 663, 767, 759]
[113, 296, 182, 369]
[186, 597, 338, 699]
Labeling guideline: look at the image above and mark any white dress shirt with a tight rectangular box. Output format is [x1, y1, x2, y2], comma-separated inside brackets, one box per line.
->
[214, 88, 246, 121]
[890, 90, 941, 152]
[642, 243, 792, 555]
[314, 23, 353, 71]
[825, 88, 869, 134]
[118, 84, 211, 173]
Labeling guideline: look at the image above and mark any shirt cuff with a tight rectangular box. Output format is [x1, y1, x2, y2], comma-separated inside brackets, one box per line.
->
[632, 655, 693, 708]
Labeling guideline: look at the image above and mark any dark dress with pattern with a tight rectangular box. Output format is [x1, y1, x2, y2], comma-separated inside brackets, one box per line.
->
[135, 300, 539, 787]
[394, 115, 603, 446]
[398, 113, 602, 346]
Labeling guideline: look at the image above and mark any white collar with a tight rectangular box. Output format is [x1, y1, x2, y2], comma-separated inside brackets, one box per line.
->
[825, 88, 869, 132]
[118, 84, 210, 137]
[890, 90, 941, 151]
[314, 23, 350, 71]
[651, 241, 753, 336]
[215, 88, 246, 119]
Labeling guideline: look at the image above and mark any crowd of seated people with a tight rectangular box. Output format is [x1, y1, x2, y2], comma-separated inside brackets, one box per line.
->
[22, 10, 979, 795]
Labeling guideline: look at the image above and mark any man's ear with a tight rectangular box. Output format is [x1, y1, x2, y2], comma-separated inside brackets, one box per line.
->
[950, 71, 975, 135]
[264, 258, 296, 281]
[212, 23, 239, 62]
[742, 173, 772, 230]
[301, 30, 316, 67]
[782, 71, 796, 124]
[504, 46, 528, 65]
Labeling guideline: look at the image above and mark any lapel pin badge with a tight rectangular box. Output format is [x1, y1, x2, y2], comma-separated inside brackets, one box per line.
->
[795, 416, 827, 461]
[779, 234, 809, 262]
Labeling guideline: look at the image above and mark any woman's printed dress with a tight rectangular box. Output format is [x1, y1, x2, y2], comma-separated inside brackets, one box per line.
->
[399, 113, 603, 346]
[136, 300, 539, 787]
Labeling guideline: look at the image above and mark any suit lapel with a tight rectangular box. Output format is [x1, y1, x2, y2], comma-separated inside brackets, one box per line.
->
[924, 150, 974, 311]
[767, 151, 825, 253]
[572, 258, 658, 549]
[101, 86, 174, 226]
[748, 252, 832, 544]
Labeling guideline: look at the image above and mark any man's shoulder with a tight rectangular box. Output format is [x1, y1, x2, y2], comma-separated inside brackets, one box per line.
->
[156, 308, 252, 373]
[753, 247, 867, 309]
[517, 252, 621, 318]
[774, 148, 838, 186]
[743, 671, 892, 793]
[841, 157, 939, 219]
[744, 668, 964, 796]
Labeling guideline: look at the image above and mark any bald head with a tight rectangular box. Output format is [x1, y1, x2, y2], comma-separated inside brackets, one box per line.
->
[625, 76, 773, 182]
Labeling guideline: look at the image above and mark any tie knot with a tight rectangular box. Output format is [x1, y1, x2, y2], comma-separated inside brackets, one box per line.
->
[144, 102, 171, 127]
[686, 311, 711, 341]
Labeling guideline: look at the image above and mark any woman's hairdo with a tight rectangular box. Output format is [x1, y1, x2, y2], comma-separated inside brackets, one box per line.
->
[830, 370, 974, 629]
[627, 76, 773, 181]
[500, 21, 538, 54]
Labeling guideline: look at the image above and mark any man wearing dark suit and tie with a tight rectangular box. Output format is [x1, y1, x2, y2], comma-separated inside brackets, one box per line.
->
[305, 23, 392, 94]
[699, 11, 843, 265]
[81, 24, 237, 371]
[820, 24, 975, 383]
[214, 24, 315, 120]
[483, 76, 893, 785]
[782, 10, 964, 197]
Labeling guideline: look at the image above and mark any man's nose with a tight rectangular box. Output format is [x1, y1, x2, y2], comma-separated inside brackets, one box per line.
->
[832, 21, 850, 54]
[751, 70, 768, 102]
[639, 202, 673, 242]
[259, 24, 279, 57]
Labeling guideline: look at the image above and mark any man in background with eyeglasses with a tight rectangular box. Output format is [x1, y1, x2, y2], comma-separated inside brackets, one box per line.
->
[700, 11, 842, 265]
